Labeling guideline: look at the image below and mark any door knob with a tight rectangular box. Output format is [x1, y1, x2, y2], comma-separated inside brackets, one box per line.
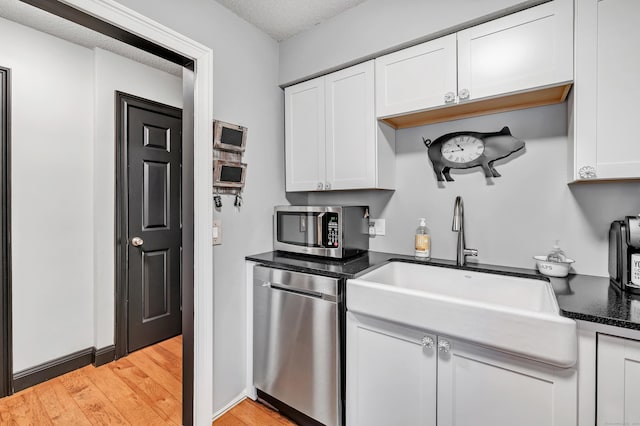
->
[421, 336, 435, 349]
[444, 91, 456, 103]
[131, 237, 144, 247]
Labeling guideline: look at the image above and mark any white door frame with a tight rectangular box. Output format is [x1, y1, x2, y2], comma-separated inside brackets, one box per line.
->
[61, 0, 214, 424]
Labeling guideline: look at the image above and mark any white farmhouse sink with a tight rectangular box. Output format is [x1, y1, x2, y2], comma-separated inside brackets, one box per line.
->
[347, 261, 577, 367]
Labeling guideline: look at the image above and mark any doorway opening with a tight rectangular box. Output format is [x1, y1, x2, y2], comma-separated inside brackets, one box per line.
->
[4, 0, 214, 424]
[115, 92, 183, 358]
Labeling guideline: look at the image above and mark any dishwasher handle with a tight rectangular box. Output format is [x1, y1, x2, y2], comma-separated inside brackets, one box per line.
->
[260, 281, 337, 303]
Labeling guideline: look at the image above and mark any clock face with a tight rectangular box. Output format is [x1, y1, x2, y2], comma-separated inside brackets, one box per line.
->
[441, 135, 485, 163]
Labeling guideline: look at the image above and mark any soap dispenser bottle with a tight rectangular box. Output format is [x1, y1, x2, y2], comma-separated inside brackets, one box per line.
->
[415, 218, 431, 259]
[546, 240, 567, 263]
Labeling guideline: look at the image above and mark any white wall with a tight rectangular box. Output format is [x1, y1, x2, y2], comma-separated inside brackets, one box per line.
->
[309, 104, 640, 277]
[92, 48, 182, 350]
[0, 17, 95, 372]
[278, 0, 544, 85]
[114, 0, 287, 413]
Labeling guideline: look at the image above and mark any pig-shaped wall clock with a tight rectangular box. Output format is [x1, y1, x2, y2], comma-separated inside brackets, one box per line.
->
[422, 126, 525, 182]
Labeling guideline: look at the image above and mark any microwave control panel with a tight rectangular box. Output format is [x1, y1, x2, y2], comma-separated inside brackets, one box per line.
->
[326, 213, 339, 248]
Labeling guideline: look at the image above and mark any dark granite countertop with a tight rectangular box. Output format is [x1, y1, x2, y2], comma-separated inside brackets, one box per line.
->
[246, 250, 640, 331]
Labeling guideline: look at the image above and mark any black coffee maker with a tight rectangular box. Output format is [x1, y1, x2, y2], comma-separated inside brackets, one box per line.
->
[609, 215, 640, 293]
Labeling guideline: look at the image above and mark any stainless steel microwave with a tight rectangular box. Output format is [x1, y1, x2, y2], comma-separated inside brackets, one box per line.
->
[273, 206, 369, 259]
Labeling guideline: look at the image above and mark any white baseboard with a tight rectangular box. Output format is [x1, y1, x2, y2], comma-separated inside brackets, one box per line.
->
[212, 392, 248, 420]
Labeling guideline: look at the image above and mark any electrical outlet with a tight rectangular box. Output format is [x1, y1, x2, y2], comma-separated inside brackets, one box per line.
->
[213, 219, 222, 245]
[369, 219, 386, 236]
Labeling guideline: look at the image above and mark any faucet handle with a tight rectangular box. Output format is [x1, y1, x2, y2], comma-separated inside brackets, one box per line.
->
[463, 248, 478, 257]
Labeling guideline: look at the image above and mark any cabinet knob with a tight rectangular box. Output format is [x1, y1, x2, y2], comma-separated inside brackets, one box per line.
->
[578, 166, 597, 179]
[317, 182, 324, 190]
[444, 91, 456, 104]
[325, 182, 331, 190]
[458, 88, 470, 100]
[438, 339, 451, 353]
[421, 336, 435, 349]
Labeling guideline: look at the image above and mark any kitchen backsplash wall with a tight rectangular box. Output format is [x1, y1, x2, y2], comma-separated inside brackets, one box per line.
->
[308, 102, 640, 277]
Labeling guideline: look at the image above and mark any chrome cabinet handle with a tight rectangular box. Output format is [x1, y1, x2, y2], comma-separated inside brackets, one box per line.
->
[325, 182, 331, 190]
[317, 182, 324, 190]
[438, 339, 451, 353]
[421, 336, 435, 349]
[444, 91, 456, 103]
[131, 237, 144, 247]
[458, 88, 470, 100]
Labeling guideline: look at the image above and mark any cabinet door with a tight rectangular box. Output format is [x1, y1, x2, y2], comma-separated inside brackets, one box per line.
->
[347, 313, 437, 426]
[284, 76, 326, 191]
[457, 0, 573, 102]
[437, 337, 576, 426]
[325, 61, 376, 190]
[597, 334, 640, 426]
[375, 34, 457, 118]
[572, 0, 640, 181]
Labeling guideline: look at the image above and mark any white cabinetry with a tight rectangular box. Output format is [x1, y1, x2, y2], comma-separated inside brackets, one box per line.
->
[285, 61, 395, 192]
[437, 336, 576, 426]
[570, 0, 640, 181]
[347, 313, 436, 426]
[597, 334, 640, 425]
[376, 0, 573, 128]
[375, 34, 457, 118]
[347, 312, 577, 426]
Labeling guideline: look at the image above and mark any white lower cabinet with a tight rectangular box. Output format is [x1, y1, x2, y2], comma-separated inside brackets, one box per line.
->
[347, 312, 577, 426]
[597, 334, 640, 426]
[346, 313, 437, 426]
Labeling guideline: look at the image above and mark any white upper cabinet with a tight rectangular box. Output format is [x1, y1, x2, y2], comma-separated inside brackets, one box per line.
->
[325, 63, 377, 190]
[285, 61, 395, 192]
[285, 76, 325, 191]
[375, 0, 573, 128]
[457, 0, 573, 101]
[570, 0, 640, 181]
[375, 34, 457, 118]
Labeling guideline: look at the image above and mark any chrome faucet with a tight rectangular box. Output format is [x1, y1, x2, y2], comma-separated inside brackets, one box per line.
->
[452, 196, 478, 266]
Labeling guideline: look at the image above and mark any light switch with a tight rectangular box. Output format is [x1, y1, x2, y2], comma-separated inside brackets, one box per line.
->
[213, 219, 222, 245]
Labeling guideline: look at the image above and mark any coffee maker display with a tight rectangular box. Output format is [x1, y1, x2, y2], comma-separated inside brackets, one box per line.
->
[609, 215, 640, 293]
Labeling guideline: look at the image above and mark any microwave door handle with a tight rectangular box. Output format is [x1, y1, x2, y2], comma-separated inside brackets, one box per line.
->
[317, 213, 325, 247]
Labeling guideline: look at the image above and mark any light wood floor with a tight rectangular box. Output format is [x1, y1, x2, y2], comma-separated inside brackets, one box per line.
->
[0, 335, 182, 425]
[213, 399, 295, 426]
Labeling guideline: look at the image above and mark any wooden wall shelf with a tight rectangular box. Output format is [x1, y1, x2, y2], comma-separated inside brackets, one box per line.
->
[380, 84, 572, 129]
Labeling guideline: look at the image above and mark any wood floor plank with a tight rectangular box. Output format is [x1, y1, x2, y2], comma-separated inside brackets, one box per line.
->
[2, 388, 54, 426]
[126, 349, 182, 400]
[213, 412, 247, 426]
[108, 358, 181, 425]
[84, 361, 174, 426]
[0, 335, 183, 425]
[34, 380, 92, 425]
[215, 399, 295, 426]
[157, 336, 182, 359]
[144, 344, 181, 382]
[58, 368, 128, 425]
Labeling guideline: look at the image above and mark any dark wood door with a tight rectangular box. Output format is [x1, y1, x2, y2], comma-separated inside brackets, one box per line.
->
[124, 95, 182, 353]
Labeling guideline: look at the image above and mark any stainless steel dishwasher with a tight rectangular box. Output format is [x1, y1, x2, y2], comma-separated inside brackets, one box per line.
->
[253, 265, 342, 426]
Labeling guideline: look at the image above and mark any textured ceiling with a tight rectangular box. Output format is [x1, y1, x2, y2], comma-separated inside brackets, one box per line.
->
[0, 0, 182, 76]
[214, 0, 367, 41]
